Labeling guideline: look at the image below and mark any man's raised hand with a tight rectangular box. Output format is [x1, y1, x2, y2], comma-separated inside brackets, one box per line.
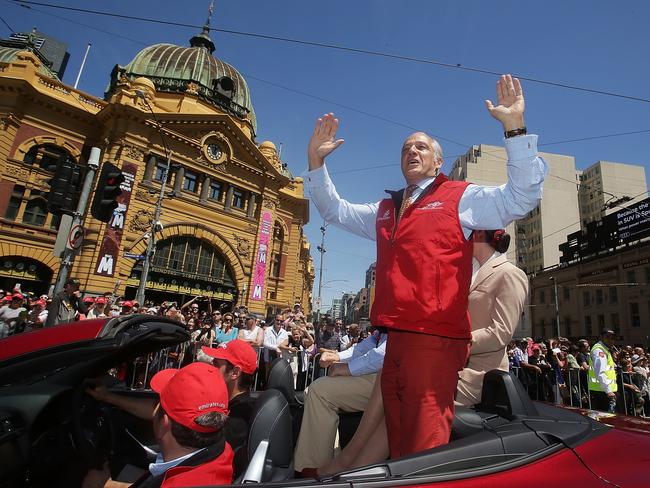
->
[485, 74, 525, 132]
[308, 113, 344, 170]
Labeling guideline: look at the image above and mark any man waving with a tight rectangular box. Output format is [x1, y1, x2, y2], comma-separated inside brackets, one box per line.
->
[306, 75, 547, 459]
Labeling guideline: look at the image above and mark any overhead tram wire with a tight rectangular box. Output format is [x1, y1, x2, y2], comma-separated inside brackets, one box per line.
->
[12, 0, 649, 222]
[0, 14, 14, 33]
[12, 2, 151, 46]
[10, 0, 650, 104]
[12, 0, 650, 163]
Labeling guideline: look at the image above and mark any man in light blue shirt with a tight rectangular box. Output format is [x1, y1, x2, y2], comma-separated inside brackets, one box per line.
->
[294, 330, 386, 472]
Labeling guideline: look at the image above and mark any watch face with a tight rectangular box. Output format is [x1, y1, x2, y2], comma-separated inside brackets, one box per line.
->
[206, 143, 222, 161]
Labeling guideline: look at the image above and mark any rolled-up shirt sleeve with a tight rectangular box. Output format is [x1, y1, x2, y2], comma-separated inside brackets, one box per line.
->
[306, 165, 379, 241]
[339, 334, 386, 376]
[458, 134, 548, 237]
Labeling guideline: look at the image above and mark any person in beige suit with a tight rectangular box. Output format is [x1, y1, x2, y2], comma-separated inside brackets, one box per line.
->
[456, 229, 528, 406]
[317, 229, 528, 476]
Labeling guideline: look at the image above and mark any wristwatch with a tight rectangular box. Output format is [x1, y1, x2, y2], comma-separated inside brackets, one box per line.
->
[504, 127, 527, 138]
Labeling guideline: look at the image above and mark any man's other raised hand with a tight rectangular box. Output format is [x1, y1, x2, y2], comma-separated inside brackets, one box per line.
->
[308, 113, 344, 170]
[485, 74, 526, 132]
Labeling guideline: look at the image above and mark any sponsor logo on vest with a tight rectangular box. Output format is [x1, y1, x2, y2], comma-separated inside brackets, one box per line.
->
[417, 201, 444, 211]
[378, 209, 392, 221]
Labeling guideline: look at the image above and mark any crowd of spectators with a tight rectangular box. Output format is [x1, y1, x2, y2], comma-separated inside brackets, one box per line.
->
[508, 336, 650, 416]
[0, 279, 365, 389]
[6, 280, 647, 417]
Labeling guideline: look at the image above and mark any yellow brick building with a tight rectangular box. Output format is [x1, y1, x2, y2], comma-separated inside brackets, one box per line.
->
[0, 27, 314, 317]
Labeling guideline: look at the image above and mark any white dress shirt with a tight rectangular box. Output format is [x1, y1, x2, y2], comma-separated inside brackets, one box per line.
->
[263, 326, 289, 361]
[306, 135, 548, 241]
[149, 448, 204, 477]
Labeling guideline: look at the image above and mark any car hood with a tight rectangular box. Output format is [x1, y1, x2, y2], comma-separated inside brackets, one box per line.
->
[0, 314, 189, 386]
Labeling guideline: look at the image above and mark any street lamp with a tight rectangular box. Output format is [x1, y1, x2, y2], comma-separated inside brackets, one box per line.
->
[315, 221, 330, 323]
[549, 276, 560, 338]
[134, 91, 173, 305]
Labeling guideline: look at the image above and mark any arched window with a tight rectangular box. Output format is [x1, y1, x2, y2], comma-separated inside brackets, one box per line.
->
[151, 236, 235, 287]
[23, 144, 76, 172]
[23, 196, 48, 226]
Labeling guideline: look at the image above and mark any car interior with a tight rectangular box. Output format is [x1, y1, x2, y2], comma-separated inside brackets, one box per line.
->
[0, 316, 611, 487]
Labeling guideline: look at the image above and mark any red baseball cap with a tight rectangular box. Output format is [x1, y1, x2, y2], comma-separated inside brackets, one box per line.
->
[150, 362, 229, 433]
[35, 299, 46, 307]
[121, 301, 134, 308]
[202, 339, 258, 374]
[95, 296, 107, 305]
[83, 297, 95, 303]
[2, 295, 12, 302]
[11, 293, 24, 300]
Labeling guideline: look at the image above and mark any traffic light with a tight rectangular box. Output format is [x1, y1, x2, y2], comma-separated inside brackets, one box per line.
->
[91, 162, 125, 222]
[46, 155, 83, 215]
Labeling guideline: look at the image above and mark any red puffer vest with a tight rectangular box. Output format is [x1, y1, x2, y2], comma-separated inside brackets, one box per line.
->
[370, 174, 472, 339]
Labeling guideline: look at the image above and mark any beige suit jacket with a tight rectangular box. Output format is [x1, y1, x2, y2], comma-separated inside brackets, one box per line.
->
[456, 254, 528, 406]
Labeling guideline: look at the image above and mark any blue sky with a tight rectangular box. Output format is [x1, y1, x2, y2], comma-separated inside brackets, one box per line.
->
[3, 0, 649, 311]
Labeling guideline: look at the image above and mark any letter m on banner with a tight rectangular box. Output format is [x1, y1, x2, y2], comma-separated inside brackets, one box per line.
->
[96, 254, 114, 275]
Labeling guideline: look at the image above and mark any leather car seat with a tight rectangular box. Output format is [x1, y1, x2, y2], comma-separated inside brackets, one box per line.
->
[479, 369, 539, 419]
[266, 357, 305, 445]
[266, 357, 305, 405]
[244, 389, 293, 482]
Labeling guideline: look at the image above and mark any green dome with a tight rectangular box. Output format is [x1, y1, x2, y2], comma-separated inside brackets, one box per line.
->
[0, 46, 58, 79]
[109, 30, 256, 133]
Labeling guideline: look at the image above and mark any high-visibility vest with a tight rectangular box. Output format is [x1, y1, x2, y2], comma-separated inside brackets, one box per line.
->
[588, 342, 618, 393]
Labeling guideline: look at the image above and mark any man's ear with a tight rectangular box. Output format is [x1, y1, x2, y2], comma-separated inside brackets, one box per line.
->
[231, 366, 243, 381]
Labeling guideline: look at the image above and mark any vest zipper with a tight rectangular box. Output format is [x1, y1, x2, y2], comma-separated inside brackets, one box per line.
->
[390, 208, 398, 245]
[435, 263, 442, 311]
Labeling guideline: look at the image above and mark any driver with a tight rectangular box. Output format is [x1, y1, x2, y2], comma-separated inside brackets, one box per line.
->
[83, 362, 233, 487]
[85, 340, 258, 478]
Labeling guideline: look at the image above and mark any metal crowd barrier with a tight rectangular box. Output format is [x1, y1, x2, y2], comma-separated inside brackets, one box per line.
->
[120, 333, 384, 389]
[510, 365, 649, 417]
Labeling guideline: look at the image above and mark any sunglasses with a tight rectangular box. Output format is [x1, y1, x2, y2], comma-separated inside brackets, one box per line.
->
[212, 313, 221, 316]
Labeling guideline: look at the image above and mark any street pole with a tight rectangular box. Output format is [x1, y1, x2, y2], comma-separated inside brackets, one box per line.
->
[551, 277, 560, 338]
[316, 221, 327, 324]
[135, 152, 170, 304]
[134, 91, 172, 305]
[53, 147, 101, 295]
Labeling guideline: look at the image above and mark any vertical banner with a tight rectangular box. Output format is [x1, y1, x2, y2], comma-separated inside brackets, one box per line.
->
[94, 162, 138, 277]
[251, 210, 272, 301]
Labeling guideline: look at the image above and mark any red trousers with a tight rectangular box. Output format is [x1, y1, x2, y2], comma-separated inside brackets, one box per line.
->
[381, 330, 470, 459]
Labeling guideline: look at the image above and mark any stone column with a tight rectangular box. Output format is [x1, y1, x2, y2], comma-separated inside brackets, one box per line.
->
[225, 185, 234, 210]
[173, 167, 185, 194]
[143, 154, 156, 182]
[247, 193, 257, 218]
[200, 175, 210, 203]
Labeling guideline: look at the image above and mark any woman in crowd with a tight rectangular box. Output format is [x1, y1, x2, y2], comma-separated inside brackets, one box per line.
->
[238, 315, 264, 349]
[318, 229, 528, 475]
[216, 312, 239, 345]
[193, 317, 216, 353]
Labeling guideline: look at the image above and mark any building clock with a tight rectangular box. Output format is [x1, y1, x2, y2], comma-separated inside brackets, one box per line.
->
[206, 143, 223, 161]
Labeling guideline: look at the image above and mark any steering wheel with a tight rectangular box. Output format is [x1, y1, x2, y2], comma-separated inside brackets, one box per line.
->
[71, 382, 115, 467]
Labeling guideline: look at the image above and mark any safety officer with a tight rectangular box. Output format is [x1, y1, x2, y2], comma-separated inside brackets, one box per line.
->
[588, 329, 618, 412]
